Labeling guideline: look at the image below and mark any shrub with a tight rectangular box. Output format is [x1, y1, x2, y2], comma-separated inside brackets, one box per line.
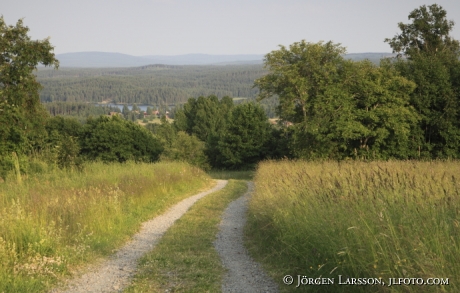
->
[80, 116, 163, 163]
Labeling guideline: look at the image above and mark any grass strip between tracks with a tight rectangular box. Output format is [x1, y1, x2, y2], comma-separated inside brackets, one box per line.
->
[124, 179, 248, 293]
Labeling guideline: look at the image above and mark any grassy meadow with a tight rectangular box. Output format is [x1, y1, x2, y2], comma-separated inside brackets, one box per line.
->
[246, 160, 459, 292]
[0, 161, 211, 293]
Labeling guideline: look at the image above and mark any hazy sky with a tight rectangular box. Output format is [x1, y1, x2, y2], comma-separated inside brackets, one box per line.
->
[3, 0, 460, 56]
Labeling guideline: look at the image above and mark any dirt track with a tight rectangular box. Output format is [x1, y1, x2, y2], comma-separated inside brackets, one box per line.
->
[50, 180, 228, 293]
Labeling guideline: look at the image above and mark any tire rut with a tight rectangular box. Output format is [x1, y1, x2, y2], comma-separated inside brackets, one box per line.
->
[214, 181, 279, 293]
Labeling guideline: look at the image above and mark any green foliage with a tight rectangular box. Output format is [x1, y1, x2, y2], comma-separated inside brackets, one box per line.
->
[147, 117, 210, 170]
[162, 131, 210, 171]
[384, 4, 459, 57]
[255, 41, 418, 159]
[43, 101, 121, 122]
[44, 116, 83, 169]
[175, 95, 231, 141]
[122, 104, 130, 116]
[146, 106, 153, 115]
[174, 95, 277, 169]
[336, 59, 418, 159]
[217, 103, 271, 169]
[174, 95, 233, 167]
[148, 115, 176, 147]
[174, 96, 275, 169]
[264, 126, 291, 159]
[386, 4, 460, 158]
[255, 40, 346, 124]
[45, 116, 83, 138]
[80, 116, 162, 163]
[0, 17, 58, 157]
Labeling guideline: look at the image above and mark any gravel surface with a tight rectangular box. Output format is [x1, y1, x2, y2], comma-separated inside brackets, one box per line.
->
[50, 180, 228, 293]
[215, 182, 279, 293]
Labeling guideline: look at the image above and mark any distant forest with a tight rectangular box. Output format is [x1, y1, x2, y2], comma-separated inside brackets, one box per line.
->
[36, 64, 266, 105]
[36, 55, 387, 119]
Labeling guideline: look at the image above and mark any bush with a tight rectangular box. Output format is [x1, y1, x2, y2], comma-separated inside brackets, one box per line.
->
[216, 103, 271, 169]
[44, 117, 84, 169]
[161, 131, 210, 171]
[80, 116, 163, 163]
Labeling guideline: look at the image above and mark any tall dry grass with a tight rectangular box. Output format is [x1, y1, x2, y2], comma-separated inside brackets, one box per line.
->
[247, 160, 459, 292]
[0, 161, 210, 292]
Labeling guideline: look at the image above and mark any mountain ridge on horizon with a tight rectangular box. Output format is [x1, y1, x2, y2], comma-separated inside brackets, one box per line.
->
[53, 51, 395, 68]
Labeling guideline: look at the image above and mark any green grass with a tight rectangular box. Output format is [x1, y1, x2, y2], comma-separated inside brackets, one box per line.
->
[124, 180, 248, 293]
[0, 161, 211, 293]
[246, 160, 459, 292]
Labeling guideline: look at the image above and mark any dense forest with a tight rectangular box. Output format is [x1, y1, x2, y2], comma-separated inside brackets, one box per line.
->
[42, 101, 121, 121]
[36, 64, 280, 118]
[36, 64, 266, 104]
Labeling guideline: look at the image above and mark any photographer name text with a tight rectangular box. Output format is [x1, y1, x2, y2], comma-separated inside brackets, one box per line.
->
[282, 275, 449, 287]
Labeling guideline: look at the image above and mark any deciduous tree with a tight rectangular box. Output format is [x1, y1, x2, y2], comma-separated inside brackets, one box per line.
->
[80, 116, 162, 163]
[385, 4, 460, 158]
[217, 103, 271, 169]
[0, 17, 59, 156]
[255, 41, 418, 159]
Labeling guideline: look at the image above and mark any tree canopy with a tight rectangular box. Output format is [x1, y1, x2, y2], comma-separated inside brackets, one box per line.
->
[386, 4, 460, 158]
[171, 95, 272, 169]
[255, 41, 419, 159]
[0, 17, 59, 156]
[80, 116, 163, 163]
[217, 102, 271, 169]
[384, 4, 459, 57]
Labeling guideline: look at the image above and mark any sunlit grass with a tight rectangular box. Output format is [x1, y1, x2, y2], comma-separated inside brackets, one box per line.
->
[0, 161, 211, 293]
[246, 160, 459, 292]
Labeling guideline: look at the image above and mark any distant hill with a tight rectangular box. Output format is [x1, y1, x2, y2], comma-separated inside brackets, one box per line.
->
[53, 52, 396, 68]
[140, 54, 265, 65]
[55, 52, 265, 67]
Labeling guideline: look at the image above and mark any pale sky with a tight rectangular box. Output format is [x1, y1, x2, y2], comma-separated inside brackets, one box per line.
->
[3, 0, 460, 56]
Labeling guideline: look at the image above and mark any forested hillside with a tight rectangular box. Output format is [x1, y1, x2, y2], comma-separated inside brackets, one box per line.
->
[36, 64, 266, 105]
[35, 54, 388, 118]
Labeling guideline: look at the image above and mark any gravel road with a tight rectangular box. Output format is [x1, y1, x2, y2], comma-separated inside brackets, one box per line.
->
[50, 180, 228, 293]
[214, 182, 280, 293]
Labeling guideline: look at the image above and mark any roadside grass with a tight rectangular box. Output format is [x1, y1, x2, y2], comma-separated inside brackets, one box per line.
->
[246, 160, 459, 292]
[0, 161, 211, 293]
[124, 179, 248, 293]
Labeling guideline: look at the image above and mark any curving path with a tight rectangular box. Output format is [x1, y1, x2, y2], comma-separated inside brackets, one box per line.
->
[214, 182, 279, 293]
[50, 180, 228, 293]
